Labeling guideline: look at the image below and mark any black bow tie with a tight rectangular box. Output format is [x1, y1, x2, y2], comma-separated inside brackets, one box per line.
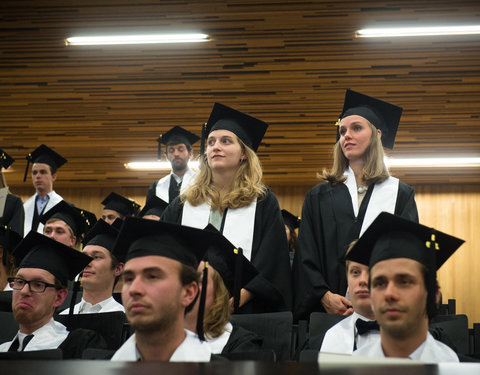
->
[355, 319, 380, 335]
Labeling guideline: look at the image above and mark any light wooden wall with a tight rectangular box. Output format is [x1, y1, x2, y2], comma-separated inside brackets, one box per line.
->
[12, 182, 480, 325]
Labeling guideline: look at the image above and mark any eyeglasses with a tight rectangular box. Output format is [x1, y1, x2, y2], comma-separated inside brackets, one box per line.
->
[7, 277, 59, 293]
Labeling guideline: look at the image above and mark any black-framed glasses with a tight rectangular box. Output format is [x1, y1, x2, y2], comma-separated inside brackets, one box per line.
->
[7, 277, 59, 293]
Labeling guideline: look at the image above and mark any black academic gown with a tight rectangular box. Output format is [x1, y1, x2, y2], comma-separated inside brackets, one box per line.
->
[59, 328, 108, 359]
[0, 194, 24, 236]
[221, 324, 263, 354]
[292, 181, 418, 320]
[161, 190, 292, 314]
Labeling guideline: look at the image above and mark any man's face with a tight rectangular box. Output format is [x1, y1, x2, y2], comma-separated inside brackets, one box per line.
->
[166, 143, 191, 173]
[102, 209, 123, 225]
[121, 255, 197, 333]
[82, 245, 122, 292]
[32, 163, 56, 195]
[370, 258, 428, 339]
[43, 219, 76, 247]
[12, 268, 66, 330]
[346, 260, 372, 317]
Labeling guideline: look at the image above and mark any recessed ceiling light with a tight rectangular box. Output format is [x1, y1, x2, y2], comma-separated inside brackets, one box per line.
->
[66, 33, 209, 46]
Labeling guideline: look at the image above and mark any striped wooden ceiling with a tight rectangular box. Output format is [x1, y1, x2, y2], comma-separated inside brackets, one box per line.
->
[1, 0, 480, 188]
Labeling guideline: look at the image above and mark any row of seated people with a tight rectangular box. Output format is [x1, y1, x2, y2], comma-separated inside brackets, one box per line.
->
[0, 212, 479, 363]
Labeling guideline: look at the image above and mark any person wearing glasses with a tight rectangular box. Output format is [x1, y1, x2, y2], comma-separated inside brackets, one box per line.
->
[0, 232, 106, 358]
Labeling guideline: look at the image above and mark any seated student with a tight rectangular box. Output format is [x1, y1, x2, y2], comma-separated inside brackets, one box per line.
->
[347, 212, 464, 363]
[110, 218, 212, 362]
[0, 226, 22, 291]
[184, 225, 263, 354]
[0, 149, 25, 236]
[101, 192, 140, 225]
[320, 240, 379, 353]
[0, 232, 106, 358]
[138, 195, 168, 221]
[40, 200, 96, 249]
[60, 219, 124, 314]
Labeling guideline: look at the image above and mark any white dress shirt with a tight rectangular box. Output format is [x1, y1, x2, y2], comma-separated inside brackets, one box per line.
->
[59, 296, 125, 315]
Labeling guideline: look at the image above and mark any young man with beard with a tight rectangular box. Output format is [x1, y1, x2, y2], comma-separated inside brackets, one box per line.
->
[348, 212, 463, 363]
[146, 126, 200, 204]
[0, 232, 106, 358]
[319, 240, 379, 354]
[110, 218, 212, 362]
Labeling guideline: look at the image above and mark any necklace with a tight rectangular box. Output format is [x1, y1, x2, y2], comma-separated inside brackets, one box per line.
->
[357, 186, 368, 194]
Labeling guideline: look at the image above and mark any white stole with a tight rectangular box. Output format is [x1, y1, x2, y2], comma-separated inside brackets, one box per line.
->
[343, 167, 399, 236]
[155, 168, 196, 203]
[182, 199, 257, 261]
[23, 191, 63, 236]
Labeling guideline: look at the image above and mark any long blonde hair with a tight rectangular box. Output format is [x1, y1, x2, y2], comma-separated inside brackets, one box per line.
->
[182, 137, 266, 212]
[320, 122, 390, 185]
[203, 267, 231, 339]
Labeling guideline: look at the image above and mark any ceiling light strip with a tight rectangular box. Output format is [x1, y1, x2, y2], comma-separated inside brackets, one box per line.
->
[357, 25, 480, 38]
[66, 33, 209, 46]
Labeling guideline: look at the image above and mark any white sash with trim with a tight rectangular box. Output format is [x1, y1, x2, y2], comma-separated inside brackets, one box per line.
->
[182, 198, 257, 261]
[23, 191, 63, 236]
[343, 167, 399, 236]
[155, 168, 196, 203]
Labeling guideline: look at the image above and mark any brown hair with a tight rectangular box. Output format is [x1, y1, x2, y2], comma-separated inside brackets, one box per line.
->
[203, 267, 231, 339]
[319, 122, 390, 185]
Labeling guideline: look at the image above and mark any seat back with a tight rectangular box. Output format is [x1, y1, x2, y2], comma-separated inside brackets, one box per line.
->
[54, 311, 128, 350]
[0, 349, 63, 360]
[430, 314, 469, 355]
[307, 312, 348, 350]
[0, 311, 18, 344]
[231, 311, 293, 361]
[0, 291, 12, 312]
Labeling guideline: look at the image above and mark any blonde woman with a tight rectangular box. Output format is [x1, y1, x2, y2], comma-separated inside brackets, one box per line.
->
[162, 103, 291, 313]
[293, 90, 418, 321]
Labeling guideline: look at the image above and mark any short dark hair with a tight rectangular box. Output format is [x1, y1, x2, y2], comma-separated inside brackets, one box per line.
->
[179, 263, 200, 314]
[166, 139, 192, 152]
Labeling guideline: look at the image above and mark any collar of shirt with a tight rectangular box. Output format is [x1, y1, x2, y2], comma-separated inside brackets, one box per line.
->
[78, 297, 113, 314]
[171, 172, 184, 184]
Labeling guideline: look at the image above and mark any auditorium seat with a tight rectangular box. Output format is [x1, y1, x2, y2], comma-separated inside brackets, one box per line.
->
[307, 312, 348, 350]
[0, 311, 18, 344]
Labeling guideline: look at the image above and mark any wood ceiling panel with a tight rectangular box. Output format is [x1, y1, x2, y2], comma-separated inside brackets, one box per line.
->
[1, 0, 480, 188]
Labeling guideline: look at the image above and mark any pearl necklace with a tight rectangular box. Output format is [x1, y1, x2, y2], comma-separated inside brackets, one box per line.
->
[357, 186, 368, 194]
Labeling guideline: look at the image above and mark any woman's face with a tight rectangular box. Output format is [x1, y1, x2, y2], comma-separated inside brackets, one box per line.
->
[206, 129, 246, 172]
[338, 115, 378, 162]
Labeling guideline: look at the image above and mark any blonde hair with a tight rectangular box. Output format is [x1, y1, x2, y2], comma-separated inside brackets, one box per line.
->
[203, 267, 231, 339]
[320, 122, 390, 185]
[182, 137, 267, 212]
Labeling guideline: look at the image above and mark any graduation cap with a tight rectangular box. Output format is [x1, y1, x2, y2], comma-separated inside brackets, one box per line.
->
[24, 144, 67, 182]
[82, 218, 123, 261]
[201, 103, 268, 153]
[0, 149, 15, 170]
[281, 209, 301, 230]
[101, 192, 140, 217]
[1, 225, 22, 267]
[12, 231, 93, 286]
[138, 196, 169, 219]
[336, 89, 403, 149]
[157, 126, 200, 160]
[346, 212, 464, 319]
[112, 217, 211, 268]
[39, 200, 96, 240]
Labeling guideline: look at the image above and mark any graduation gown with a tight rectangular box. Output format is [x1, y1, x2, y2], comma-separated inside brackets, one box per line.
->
[111, 330, 211, 361]
[292, 172, 418, 320]
[0, 318, 107, 359]
[203, 322, 263, 354]
[0, 194, 24, 236]
[353, 332, 459, 363]
[161, 190, 292, 314]
[23, 191, 63, 235]
[146, 168, 196, 203]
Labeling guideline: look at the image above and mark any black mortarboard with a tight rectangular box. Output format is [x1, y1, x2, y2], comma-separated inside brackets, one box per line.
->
[101, 192, 140, 217]
[336, 89, 402, 149]
[281, 209, 301, 230]
[202, 103, 268, 153]
[12, 231, 92, 285]
[138, 196, 169, 219]
[157, 126, 200, 160]
[82, 218, 122, 258]
[24, 144, 67, 181]
[0, 149, 15, 170]
[113, 217, 210, 268]
[39, 200, 96, 239]
[346, 212, 464, 271]
[1, 226, 22, 266]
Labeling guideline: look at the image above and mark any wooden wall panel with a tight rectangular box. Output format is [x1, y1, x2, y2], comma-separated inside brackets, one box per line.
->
[11, 181, 480, 325]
